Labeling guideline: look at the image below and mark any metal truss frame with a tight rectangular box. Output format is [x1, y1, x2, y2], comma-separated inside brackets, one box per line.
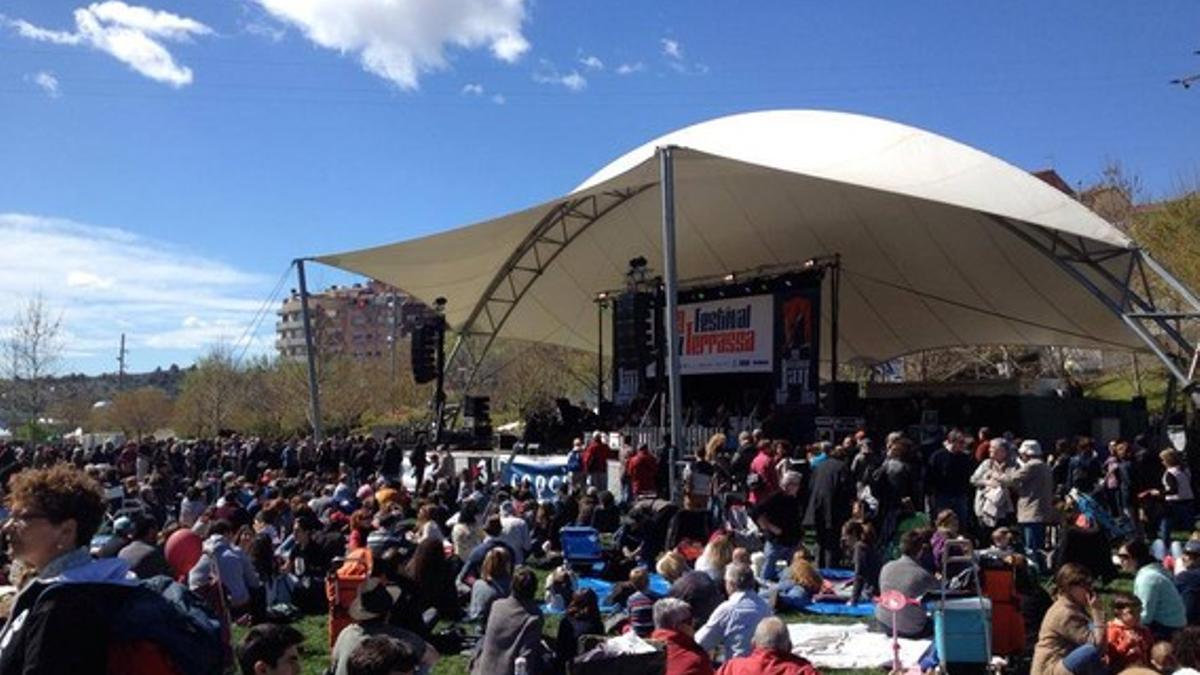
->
[443, 183, 656, 416]
[993, 216, 1200, 390]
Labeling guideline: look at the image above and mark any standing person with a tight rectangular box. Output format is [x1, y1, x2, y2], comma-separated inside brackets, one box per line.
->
[972, 438, 1015, 538]
[651, 598, 713, 675]
[1155, 449, 1194, 550]
[926, 429, 974, 527]
[583, 432, 610, 492]
[1067, 438, 1102, 496]
[1006, 440, 1057, 566]
[747, 441, 779, 505]
[974, 427, 994, 464]
[380, 438, 403, 482]
[805, 444, 855, 569]
[409, 437, 428, 494]
[753, 472, 805, 582]
[683, 435, 721, 512]
[730, 431, 757, 486]
[656, 433, 676, 500]
[871, 434, 921, 549]
[715, 617, 819, 675]
[628, 443, 660, 500]
[1031, 564, 1106, 675]
[1118, 539, 1187, 640]
[695, 563, 772, 662]
[618, 434, 635, 504]
[469, 567, 546, 675]
[566, 439, 586, 491]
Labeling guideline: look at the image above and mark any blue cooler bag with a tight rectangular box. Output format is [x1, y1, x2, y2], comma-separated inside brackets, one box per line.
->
[934, 597, 991, 665]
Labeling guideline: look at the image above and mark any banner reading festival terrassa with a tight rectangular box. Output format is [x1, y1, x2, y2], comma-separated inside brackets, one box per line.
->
[674, 294, 775, 374]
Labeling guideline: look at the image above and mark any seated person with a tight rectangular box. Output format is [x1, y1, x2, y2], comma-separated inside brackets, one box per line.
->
[776, 548, 824, 610]
[696, 563, 772, 662]
[659, 550, 724, 626]
[330, 577, 438, 675]
[456, 515, 516, 589]
[874, 529, 937, 638]
[842, 520, 881, 604]
[467, 548, 512, 625]
[1105, 592, 1155, 671]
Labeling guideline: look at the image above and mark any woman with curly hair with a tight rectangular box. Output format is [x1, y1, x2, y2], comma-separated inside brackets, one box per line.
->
[0, 464, 134, 673]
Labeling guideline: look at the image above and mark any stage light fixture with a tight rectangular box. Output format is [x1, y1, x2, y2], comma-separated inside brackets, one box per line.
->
[723, 273, 736, 282]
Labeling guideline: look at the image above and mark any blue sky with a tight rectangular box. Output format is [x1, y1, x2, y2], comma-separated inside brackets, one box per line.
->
[1, 1, 1198, 375]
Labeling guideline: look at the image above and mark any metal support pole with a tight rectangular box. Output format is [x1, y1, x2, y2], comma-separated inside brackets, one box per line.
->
[596, 299, 606, 410]
[830, 253, 841, 413]
[433, 299, 447, 443]
[658, 146, 684, 502]
[295, 259, 324, 442]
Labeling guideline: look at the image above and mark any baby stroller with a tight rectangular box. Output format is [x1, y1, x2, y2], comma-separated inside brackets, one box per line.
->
[1069, 489, 1134, 541]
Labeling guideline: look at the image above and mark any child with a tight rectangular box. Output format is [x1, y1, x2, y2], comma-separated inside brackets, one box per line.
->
[841, 520, 880, 604]
[931, 509, 960, 573]
[625, 567, 655, 637]
[1106, 592, 1155, 671]
[543, 566, 575, 612]
[1150, 640, 1175, 674]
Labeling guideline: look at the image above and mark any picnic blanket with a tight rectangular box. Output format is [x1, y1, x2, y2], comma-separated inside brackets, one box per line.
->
[797, 599, 876, 616]
[542, 573, 672, 615]
[787, 622, 931, 670]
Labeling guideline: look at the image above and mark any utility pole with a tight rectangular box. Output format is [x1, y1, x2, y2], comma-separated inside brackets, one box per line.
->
[117, 333, 127, 391]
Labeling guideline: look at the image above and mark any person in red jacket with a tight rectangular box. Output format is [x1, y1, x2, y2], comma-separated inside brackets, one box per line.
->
[650, 598, 713, 675]
[716, 617, 820, 675]
[627, 444, 659, 499]
[582, 432, 610, 490]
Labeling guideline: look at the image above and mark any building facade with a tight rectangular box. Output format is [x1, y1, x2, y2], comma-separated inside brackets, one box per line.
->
[276, 281, 432, 361]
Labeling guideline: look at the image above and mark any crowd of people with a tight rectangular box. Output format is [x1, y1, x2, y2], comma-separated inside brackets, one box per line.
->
[0, 425, 1193, 675]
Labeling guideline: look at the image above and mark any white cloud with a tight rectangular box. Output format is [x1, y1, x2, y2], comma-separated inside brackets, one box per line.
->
[579, 54, 603, 71]
[461, 82, 484, 95]
[491, 93, 505, 105]
[0, 213, 273, 371]
[243, 20, 285, 43]
[28, 71, 61, 97]
[615, 61, 644, 76]
[661, 38, 682, 60]
[4, 2, 211, 87]
[533, 61, 586, 91]
[253, 0, 532, 90]
[66, 270, 114, 289]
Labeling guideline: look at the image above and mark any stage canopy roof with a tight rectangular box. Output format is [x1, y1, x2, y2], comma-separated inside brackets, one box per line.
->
[315, 110, 1149, 370]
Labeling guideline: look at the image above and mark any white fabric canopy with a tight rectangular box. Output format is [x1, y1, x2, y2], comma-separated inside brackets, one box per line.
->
[315, 110, 1141, 366]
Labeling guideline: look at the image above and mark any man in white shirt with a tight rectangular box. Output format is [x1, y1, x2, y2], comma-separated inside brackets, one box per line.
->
[696, 562, 771, 662]
[497, 500, 530, 564]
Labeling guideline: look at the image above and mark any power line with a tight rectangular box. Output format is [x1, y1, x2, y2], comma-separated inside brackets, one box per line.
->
[232, 261, 293, 366]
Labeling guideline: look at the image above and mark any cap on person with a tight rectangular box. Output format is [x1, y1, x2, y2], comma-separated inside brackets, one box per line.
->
[1018, 440, 1043, 457]
[348, 578, 401, 622]
[1184, 540, 1200, 557]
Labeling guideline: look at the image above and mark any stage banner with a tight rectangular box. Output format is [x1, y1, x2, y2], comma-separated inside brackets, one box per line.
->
[675, 294, 774, 374]
[775, 283, 821, 406]
[500, 455, 570, 501]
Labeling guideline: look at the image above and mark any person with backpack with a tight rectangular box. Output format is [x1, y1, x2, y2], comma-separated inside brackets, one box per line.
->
[0, 464, 223, 675]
